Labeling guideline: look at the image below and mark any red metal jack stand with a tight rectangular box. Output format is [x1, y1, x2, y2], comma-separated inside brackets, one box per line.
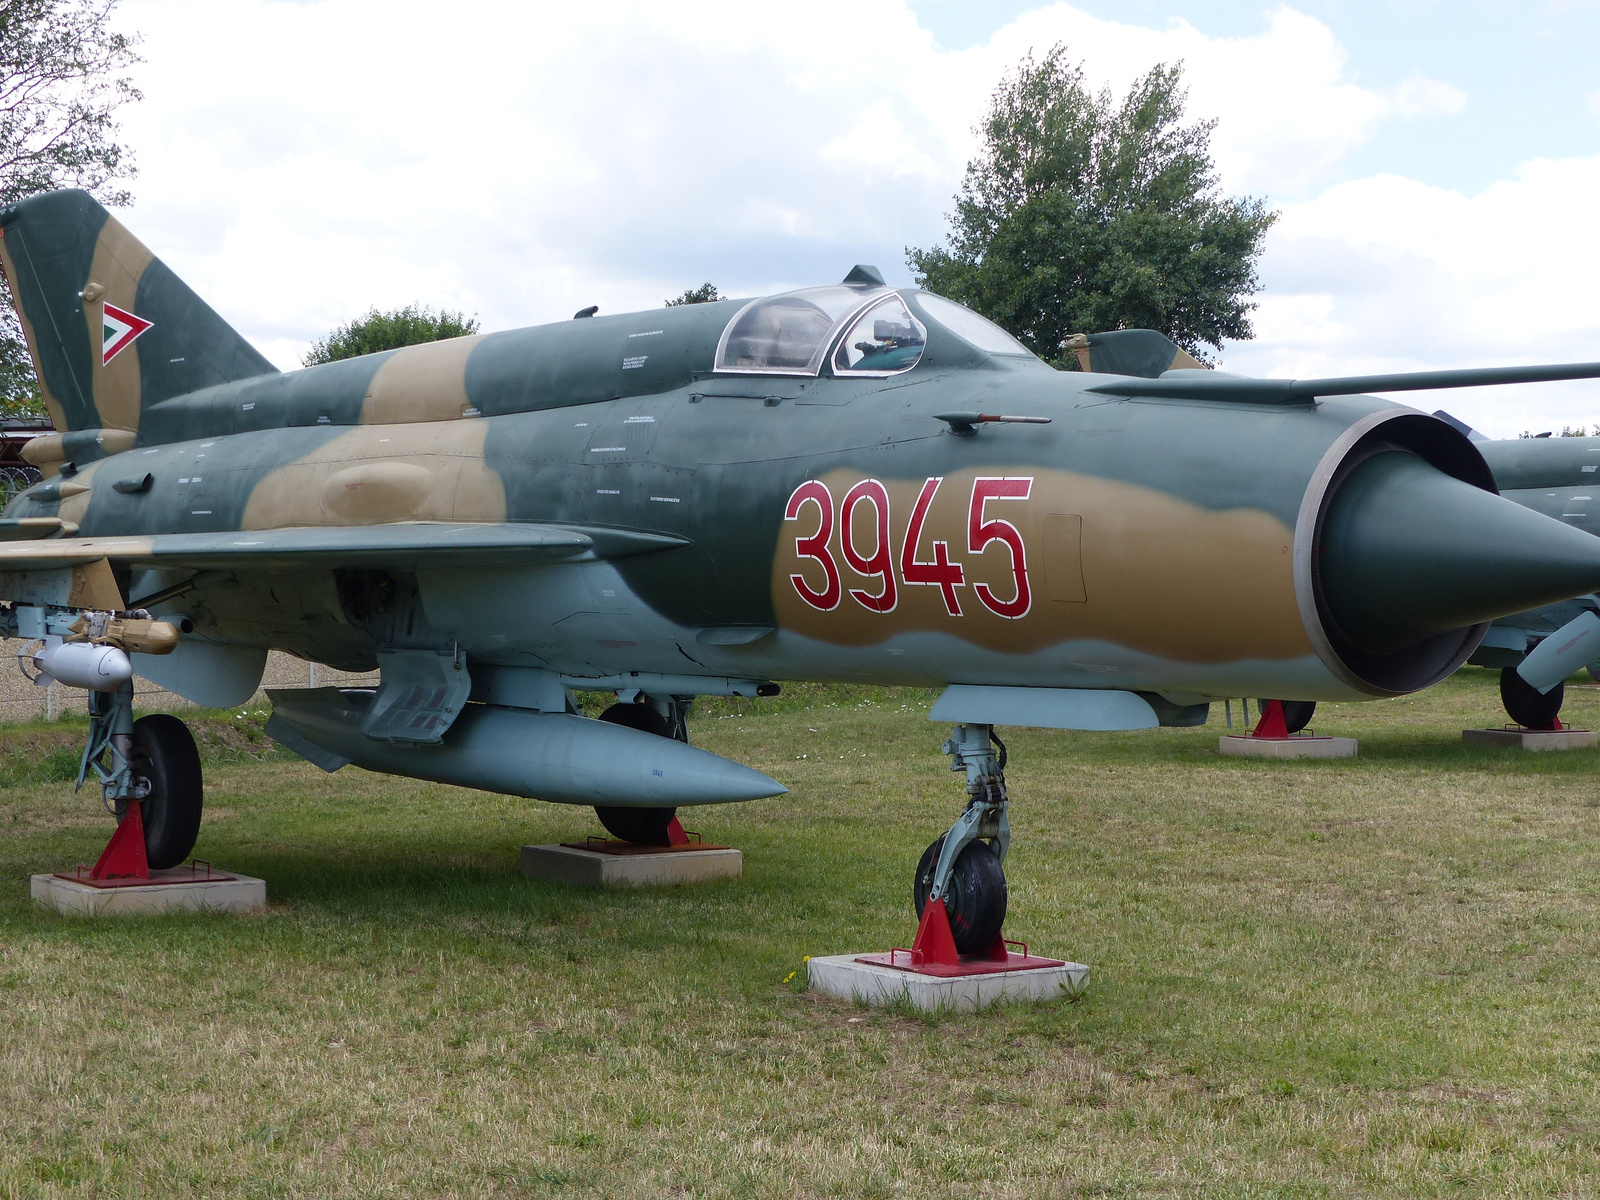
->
[855, 900, 1066, 978]
[88, 800, 149, 882]
[665, 815, 691, 846]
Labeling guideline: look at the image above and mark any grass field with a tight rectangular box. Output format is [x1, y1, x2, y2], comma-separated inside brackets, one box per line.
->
[3, 670, 1600, 1197]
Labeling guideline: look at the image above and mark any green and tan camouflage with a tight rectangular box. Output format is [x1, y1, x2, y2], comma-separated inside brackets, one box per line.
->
[8, 188, 1600, 829]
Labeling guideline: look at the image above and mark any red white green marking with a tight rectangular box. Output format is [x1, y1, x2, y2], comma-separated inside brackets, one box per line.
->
[101, 302, 152, 365]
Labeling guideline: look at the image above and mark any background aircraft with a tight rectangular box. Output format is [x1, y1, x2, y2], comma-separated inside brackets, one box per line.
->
[10, 189, 1600, 957]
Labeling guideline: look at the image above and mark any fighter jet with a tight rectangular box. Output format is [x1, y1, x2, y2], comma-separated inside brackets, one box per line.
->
[10, 188, 1600, 959]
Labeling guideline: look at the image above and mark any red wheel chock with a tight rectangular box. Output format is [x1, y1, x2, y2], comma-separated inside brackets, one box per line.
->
[860, 899, 1063, 976]
[1252, 699, 1290, 739]
[88, 800, 149, 881]
[910, 897, 962, 967]
[666, 815, 690, 846]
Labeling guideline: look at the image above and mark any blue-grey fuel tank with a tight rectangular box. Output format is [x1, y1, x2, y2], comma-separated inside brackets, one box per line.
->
[265, 688, 787, 807]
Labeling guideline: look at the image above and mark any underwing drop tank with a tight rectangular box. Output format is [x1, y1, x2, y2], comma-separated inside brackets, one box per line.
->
[265, 687, 787, 807]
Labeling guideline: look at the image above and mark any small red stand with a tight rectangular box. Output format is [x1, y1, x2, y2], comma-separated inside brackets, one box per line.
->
[855, 899, 1066, 978]
[88, 800, 149, 882]
[666, 815, 690, 846]
[1252, 699, 1290, 739]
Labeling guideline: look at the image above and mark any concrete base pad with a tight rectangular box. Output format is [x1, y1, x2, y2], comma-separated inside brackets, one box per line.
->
[808, 953, 1089, 1013]
[31, 870, 266, 916]
[1219, 735, 1357, 759]
[521, 843, 742, 887]
[1462, 727, 1597, 751]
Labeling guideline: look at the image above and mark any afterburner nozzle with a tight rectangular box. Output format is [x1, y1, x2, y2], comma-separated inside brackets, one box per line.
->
[1320, 450, 1600, 653]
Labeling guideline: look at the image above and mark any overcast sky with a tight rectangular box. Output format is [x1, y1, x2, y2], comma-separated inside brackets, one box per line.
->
[112, 0, 1600, 438]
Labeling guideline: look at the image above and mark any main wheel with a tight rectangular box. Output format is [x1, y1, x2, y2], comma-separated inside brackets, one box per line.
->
[129, 714, 203, 870]
[1501, 666, 1563, 730]
[1257, 699, 1316, 733]
[913, 836, 1008, 955]
[594, 702, 677, 845]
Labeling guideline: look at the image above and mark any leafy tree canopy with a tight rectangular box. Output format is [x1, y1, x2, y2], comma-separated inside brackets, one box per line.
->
[0, 0, 141, 418]
[302, 304, 481, 366]
[665, 282, 720, 306]
[907, 46, 1275, 365]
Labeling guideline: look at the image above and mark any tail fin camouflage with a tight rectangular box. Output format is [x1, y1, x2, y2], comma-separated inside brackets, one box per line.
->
[0, 189, 276, 448]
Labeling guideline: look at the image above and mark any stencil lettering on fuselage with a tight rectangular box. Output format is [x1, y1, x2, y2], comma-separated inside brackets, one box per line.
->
[771, 466, 1308, 663]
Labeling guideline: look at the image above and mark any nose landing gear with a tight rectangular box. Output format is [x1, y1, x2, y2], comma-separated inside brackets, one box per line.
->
[911, 724, 1011, 959]
[855, 721, 1069, 978]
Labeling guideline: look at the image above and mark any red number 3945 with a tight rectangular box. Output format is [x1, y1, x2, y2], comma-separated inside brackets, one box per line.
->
[783, 476, 1032, 620]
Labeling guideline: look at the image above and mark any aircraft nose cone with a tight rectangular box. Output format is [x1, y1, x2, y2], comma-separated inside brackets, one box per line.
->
[1320, 450, 1600, 653]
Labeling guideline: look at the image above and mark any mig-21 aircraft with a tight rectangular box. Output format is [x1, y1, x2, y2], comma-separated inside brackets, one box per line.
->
[9, 188, 1600, 958]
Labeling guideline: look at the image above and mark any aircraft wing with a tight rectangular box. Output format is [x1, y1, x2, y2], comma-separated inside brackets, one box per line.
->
[0, 521, 689, 573]
[1085, 361, 1600, 405]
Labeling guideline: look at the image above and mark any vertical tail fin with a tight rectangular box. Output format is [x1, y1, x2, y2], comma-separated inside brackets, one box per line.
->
[0, 189, 277, 443]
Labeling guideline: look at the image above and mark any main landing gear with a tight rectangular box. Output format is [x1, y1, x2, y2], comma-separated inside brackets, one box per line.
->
[909, 724, 1013, 962]
[592, 697, 693, 847]
[1255, 699, 1316, 735]
[1500, 666, 1565, 731]
[81, 683, 204, 879]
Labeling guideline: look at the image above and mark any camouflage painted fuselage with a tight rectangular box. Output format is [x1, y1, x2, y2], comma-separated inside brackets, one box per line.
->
[10, 297, 1434, 702]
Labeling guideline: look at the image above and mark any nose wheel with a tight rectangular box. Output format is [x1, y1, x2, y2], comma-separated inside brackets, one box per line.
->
[908, 723, 1013, 964]
[913, 834, 1007, 954]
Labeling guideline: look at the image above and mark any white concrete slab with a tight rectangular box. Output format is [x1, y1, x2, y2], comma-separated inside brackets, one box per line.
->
[1462, 728, 1597, 751]
[808, 953, 1089, 1013]
[1218, 735, 1357, 759]
[31, 870, 266, 916]
[520, 843, 742, 888]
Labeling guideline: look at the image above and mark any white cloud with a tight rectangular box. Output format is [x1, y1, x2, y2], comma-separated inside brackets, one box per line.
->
[1224, 158, 1600, 436]
[106, 0, 1600, 439]
[1389, 70, 1467, 119]
[112, 0, 1438, 367]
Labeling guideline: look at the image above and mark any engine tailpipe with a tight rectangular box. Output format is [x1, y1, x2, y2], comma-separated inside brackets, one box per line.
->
[265, 687, 788, 807]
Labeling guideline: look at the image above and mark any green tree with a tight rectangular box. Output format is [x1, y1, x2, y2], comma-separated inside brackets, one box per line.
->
[665, 282, 720, 306]
[0, 0, 141, 417]
[302, 304, 481, 366]
[907, 47, 1275, 365]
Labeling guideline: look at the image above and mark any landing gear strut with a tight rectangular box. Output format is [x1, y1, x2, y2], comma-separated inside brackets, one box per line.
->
[80, 683, 204, 878]
[910, 724, 1011, 961]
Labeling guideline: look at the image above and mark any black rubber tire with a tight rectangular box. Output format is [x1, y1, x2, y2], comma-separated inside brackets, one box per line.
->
[913, 836, 1008, 955]
[130, 714, 203, 870]
[594, 702, 677, 845]
[1254, 700, 1318, 739]
[1501, 667, 1564, 730]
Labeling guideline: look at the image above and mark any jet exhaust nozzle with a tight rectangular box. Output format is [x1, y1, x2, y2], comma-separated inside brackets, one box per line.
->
[264, 687, 788, 807]
[1319, 449, 1600, 661]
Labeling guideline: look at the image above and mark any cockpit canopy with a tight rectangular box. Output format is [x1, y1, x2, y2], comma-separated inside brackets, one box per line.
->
[716, 285, 884, 374]
[713, 282, 1031, 378]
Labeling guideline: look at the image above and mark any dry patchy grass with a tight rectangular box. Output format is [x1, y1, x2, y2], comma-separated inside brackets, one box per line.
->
[1, 672, 1600, 1196]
